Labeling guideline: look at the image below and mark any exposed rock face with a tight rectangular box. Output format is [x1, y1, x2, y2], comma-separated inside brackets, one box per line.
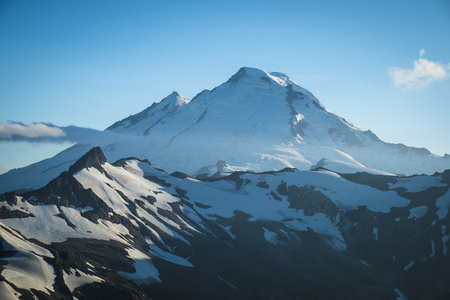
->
[286, 185, 338, 218]
[21, 172, 114, 223]
[68, 146, 107, 175]
[339, 172, 398, 191]
[0, 147, 449, 299]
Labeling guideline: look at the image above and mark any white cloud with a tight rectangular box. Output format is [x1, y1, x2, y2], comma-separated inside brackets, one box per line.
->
[388, 58, 449, 89]
[0, 123, 65, 139]
[419, 48, 425, 57]
[0, 122, 131, 144]
[388, 52, 449, 90]
[0, 122, 102, 143]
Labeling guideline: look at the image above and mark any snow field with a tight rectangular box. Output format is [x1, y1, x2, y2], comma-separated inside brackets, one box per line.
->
[63, 268, 104, 292]
[0, 226, 55, 295]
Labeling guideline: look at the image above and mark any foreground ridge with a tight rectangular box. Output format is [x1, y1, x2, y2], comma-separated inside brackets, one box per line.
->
[0, 147, 449, 299]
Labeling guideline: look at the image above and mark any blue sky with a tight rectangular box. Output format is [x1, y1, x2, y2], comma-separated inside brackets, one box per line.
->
[1, 0, 449, 173]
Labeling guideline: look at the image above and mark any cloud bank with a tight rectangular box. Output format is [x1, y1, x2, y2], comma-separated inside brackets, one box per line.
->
[0, 122, 109, 143]
[388, 50, 449, 90]
[0, 123, 66, 139]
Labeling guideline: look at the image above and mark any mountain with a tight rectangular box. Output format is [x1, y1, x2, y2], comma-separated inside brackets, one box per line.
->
[1, 147, 449, 299]
[1, 67, 450, 194]
[105, 67, 449, 175]
[1, 67, 449, 299]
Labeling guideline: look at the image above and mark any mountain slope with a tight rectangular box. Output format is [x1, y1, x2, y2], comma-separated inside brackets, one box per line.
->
[107, 91, 190, 135]
[1, 67, 449, 194]
[1, 147, 449, 299]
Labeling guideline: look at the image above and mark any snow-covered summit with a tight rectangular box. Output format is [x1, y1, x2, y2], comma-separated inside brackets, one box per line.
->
[226, 67, 278, 84]
[225, 67, 320, 103]
[227, 67, 292, 87]
[103, 67, 449, 177]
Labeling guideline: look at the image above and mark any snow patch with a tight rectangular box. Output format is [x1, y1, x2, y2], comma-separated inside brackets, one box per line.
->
[0, 281, 20, 300]
[118, 248, 161, 284]
[222, 225, 236, 239]
[360, 260, 369, 266]
[0, 225, 53, 257]
[442, 233, 449, 256]
[408, 206, 428, 220]
[2, 252, 55, 295]
[314, 158, 395, 176]
[372, 228, 379, 241]
[63, 268, 103, 292]
[441, 225, 448, 255]
[146, 238, 193, 267]
[1, 203, 130, 244]
[390, 175, 446, 193]
[431, 239, 435, 258]
[403, 260, 415, 271]
[436, 190, 450, 220]
[394, 288, 408, 300]
[263, 227, 278, 245]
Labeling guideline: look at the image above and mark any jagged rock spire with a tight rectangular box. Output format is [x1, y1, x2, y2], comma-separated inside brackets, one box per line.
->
[68, 146, 107, 174]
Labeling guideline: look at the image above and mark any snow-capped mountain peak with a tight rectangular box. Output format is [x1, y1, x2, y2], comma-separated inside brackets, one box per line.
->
[226, 67, 320, 103]
[102, 67, 449, 177]
[227, 67, 291, 87]
[1, 67, 450, 194]
[226, 66, 274, 84]
[160, 91, 190, 110]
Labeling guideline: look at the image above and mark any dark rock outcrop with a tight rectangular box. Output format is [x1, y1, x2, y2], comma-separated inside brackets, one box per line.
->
[68, 146, 107, 175]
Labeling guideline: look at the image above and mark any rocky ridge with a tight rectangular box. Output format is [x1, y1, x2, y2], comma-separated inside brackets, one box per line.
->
[0, 147, 449, 299]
